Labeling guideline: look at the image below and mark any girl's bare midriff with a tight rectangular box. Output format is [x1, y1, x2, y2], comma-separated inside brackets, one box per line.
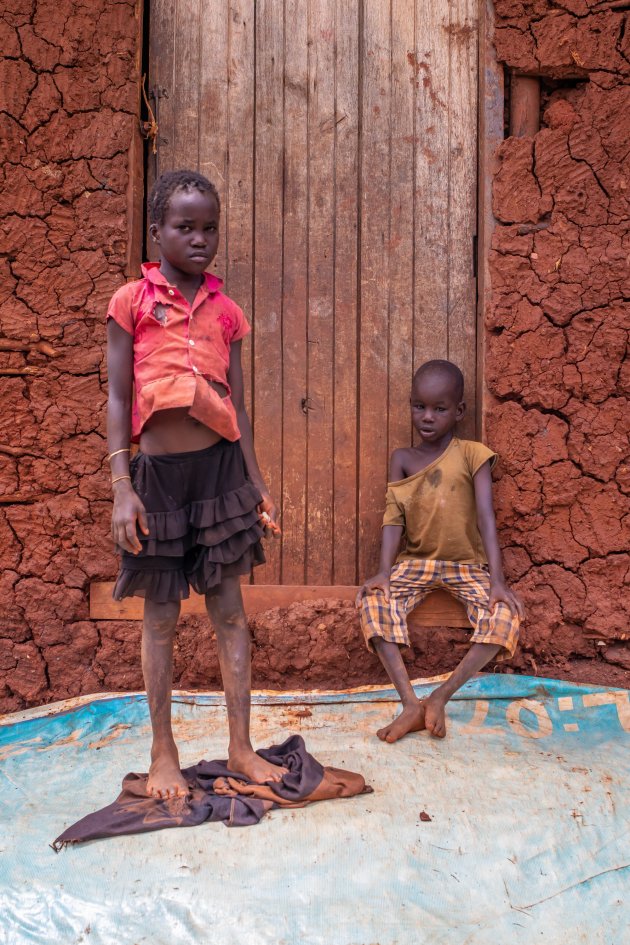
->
[139, 381, 228, 455]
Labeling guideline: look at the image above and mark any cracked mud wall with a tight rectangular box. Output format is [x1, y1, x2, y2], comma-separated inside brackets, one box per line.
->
[1, 2, 628, 713]
[487, 1, 630, 674]
[0, 0, 144, 712]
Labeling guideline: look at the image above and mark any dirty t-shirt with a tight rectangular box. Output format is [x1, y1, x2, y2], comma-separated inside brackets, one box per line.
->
[382, 438, 497, 564]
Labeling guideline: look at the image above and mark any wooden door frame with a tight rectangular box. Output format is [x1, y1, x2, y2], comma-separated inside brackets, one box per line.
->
[97, 0, 503, 623]
[133, 0, 502, 439]
[476, 0, 503, 440]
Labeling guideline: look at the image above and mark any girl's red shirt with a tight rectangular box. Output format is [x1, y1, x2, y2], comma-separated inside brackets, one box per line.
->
[107, 262, 250, 442]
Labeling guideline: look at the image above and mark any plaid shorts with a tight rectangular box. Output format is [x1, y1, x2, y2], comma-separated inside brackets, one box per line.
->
[360, 558, 520, 660]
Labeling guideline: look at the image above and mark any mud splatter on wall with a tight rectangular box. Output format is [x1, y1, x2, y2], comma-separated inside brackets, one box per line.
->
[488, 1, 630, 672]
[0, 1, 628, 712]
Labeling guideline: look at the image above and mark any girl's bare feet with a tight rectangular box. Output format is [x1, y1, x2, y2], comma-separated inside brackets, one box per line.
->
[377, 700, 427, 743]
[147, 741, 189, 798]
[228, 747, 288, 784]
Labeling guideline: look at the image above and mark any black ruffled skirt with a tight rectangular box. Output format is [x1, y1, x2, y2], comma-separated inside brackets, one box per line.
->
[113, 440, 266, 603]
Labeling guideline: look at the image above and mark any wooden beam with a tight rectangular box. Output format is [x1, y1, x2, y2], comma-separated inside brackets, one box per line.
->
[509, 74, 541, 138]
[89, 582, 472, 628]
[477, 0, 504, 439]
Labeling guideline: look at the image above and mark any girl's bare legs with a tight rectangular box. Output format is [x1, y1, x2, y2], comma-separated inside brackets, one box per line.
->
[206, 577, 288, 783]
[143, 598, 189, 798]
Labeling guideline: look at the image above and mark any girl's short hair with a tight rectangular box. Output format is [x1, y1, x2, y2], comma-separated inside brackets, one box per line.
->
[148, 169, 220, 224]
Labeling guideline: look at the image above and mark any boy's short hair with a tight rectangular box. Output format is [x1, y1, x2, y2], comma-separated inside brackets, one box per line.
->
[148, 169, 220, 224]
[413, 360, 464, 401]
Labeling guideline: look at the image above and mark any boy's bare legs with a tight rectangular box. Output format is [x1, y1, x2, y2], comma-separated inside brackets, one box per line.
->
[422, 642, 501, 737]
[205, 577, 288, 783]
[373, 638, 501, 742]
[373, 639, 426, 742]
[143, 598, 189, 798]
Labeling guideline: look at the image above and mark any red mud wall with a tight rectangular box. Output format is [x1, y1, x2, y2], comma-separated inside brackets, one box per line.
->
[1, 2, 628, 713]
[487, 1, 630, 676]
[0, 0, 144, 712]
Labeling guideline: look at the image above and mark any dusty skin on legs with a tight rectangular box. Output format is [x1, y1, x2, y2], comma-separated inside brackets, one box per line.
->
[374, 638, 502, 742]
[142, 578, 288, 799]
[142, 598, 189, 798]
[205, 576, 288, 784]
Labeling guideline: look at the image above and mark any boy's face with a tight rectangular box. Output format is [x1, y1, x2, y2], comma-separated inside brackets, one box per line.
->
[410, 371, 465, 443]
[151, 188, 220, 276]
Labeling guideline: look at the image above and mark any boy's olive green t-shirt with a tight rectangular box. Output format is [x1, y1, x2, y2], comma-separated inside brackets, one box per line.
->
[382, 437, 497, 564]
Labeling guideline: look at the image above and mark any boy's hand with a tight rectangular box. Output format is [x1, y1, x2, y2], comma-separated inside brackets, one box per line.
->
[356, 572, 391, 607]
[258, 493, 281, 537]
[489, 581, 525, 620]
[111, 482, 149, 554]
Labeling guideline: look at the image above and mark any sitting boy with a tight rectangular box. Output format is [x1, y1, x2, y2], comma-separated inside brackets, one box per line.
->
[357, 359, 523, 742]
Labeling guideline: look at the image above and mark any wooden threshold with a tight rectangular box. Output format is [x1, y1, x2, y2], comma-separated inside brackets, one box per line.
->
[90, 582, 472, 628]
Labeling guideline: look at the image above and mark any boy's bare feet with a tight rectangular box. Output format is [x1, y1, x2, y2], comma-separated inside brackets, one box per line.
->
[147, 741, 189, 799]
[377, 700, 426, 742]
[228, 747, 288, 784]
[423, 692, 447, 738]
[377, 692, 448, 742]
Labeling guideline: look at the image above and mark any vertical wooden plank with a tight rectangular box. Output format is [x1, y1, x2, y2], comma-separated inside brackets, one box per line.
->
[358, 0, 392, 580]
[305, 0, 336, 584]
[126, 0, 145, 277]
[199, 3, 228, 275]
[447, 0, 478, 439]
[226, 1, 255, 414]
[387, 0, 416, 461]
[413, 0, 450, 376]
[477, 0, 504, 440]
[171, 0, 201, 170]
[147, 0, 176, 258]
[252, 0, 284, 583]
[332, 0, 360, 585]
[149, 0, 176, 177]
[280, 0, 309, 585]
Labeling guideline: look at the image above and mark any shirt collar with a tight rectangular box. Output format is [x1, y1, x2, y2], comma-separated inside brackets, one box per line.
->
[141, 261, 224, 297]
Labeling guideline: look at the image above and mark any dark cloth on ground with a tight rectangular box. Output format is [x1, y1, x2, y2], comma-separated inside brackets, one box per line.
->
[52, 735, 372, 849]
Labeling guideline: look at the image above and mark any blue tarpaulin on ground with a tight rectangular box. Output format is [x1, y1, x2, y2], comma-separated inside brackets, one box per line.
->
[0, 674, 628, 945]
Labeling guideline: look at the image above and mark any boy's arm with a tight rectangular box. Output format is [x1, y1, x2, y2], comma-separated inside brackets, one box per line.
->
[473, 461, 524, 618]
[228, 340, 280, 534]
[355, 526, 404, 605]
[356, 450, 405, 603]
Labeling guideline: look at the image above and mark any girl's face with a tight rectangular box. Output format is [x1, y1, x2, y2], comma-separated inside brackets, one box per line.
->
[151, 187, 220, 276]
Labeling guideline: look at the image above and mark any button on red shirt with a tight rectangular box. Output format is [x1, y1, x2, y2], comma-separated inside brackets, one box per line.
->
[107, 262, 250, 442]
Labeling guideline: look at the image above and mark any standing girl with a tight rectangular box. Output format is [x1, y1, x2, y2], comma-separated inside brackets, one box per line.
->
[107, 169, 285, 798]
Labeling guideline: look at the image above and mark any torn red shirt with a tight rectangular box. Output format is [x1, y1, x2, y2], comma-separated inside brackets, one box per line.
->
[106, 262, 250, 442]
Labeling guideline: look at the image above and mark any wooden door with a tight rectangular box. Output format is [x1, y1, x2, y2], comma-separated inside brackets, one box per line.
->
[148, 0, 479, 586]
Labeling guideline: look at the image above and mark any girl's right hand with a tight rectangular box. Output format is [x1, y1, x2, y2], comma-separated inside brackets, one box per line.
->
[111, 482, 149, 554]
[355, 572, 391, 607]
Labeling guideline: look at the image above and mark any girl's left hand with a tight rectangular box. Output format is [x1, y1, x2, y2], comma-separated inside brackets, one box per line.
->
[258, 493, 281, 537]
